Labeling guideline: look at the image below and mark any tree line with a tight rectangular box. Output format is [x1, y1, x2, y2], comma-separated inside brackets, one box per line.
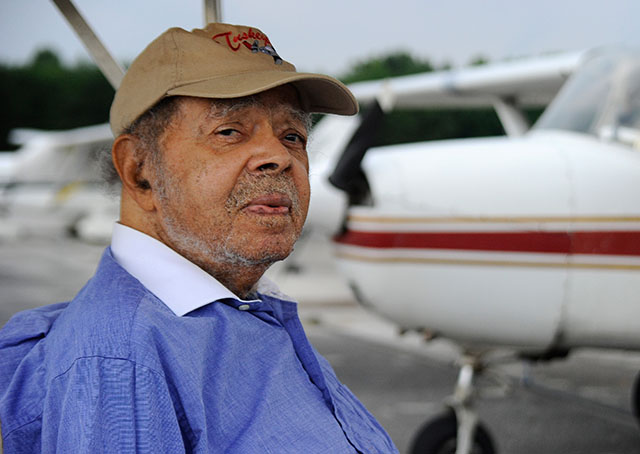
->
[1, 49, 542, 151]
[0, 50, 114, 150]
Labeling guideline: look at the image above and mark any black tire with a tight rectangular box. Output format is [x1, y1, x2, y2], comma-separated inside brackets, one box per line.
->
[632, 372, 640, 430]
[409, 410, 496, 454]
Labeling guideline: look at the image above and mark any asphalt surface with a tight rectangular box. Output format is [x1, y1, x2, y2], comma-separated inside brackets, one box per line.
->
[2, 236, 640, 453]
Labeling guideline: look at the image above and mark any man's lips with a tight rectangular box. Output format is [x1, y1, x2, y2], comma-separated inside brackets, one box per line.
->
[244, 194, 293, 215]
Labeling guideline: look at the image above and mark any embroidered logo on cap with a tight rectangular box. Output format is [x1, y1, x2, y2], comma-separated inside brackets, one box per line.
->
[212, 29, 283, 65]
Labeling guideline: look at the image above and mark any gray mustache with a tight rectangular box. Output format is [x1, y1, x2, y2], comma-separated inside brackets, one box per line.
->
[226, 174, 302, 213]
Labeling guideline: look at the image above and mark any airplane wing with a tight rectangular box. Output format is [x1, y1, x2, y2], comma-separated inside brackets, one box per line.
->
[7, 123, 113, 184]
[349, 50, 586, 109]
[348, 50, 587, 136]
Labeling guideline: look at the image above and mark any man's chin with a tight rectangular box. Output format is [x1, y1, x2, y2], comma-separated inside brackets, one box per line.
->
[221, 248, 291, 267]
[225, 225, 300, 260]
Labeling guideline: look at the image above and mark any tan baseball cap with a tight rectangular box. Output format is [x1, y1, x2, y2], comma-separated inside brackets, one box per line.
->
[110, 23, 358, 136]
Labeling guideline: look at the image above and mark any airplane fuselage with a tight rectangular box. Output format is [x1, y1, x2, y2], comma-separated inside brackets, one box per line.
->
[332, 130, 640, 353]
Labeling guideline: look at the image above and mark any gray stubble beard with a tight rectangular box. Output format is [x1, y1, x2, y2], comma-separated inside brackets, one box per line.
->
[153, 166, 305, 271]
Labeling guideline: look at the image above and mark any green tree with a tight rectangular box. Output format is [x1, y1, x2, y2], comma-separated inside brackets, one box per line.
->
[0, 49, 114, 150]
[341, 52, 434, 84]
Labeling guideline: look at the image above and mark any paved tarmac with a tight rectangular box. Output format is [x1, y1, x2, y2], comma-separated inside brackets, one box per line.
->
[2, 235, 640, 453]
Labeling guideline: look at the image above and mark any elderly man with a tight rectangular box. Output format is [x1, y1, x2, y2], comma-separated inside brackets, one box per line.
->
[0, 23, 398, 453]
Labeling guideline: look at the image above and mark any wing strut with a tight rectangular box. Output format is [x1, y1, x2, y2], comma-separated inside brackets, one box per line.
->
[492, 97, 529, 137]
[204, 0, 223, 24]
[51, 0, 125, 89]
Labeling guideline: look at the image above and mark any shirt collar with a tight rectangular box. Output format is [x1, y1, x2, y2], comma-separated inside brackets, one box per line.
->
[110, 223, 262, 316]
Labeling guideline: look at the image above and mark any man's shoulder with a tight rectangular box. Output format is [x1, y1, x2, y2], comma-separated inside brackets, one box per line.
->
[0, 248, 168, 380]
[0, 302, 70, 394]
[49, 248, 179, 369]
[0, 248, 179, 436]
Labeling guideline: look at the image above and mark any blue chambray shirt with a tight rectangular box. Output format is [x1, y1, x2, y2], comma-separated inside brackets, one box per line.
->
[0, 246, 398, 453]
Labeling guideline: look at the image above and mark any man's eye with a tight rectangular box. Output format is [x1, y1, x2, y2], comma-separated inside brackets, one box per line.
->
[217, 128, 239, 137]
[285, 133, 305, 144]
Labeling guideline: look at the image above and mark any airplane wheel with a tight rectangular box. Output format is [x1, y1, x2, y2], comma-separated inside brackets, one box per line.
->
[409, 410, 495, 454]
[633, 372, 640, 429]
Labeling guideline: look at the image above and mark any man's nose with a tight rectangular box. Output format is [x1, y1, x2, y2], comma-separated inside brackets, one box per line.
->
[246, 131, 293, 174]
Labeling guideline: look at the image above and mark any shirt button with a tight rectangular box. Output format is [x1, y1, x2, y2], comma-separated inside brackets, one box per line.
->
[238, 304, 251, 311]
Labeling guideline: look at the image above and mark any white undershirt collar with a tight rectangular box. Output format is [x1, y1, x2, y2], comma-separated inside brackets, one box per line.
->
[110, 223, 266, 316]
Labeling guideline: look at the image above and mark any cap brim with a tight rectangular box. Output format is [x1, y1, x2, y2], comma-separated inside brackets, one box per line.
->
[167, 70, 359, 115]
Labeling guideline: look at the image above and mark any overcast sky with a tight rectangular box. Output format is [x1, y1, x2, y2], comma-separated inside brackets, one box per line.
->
[2, 0, 640, 77]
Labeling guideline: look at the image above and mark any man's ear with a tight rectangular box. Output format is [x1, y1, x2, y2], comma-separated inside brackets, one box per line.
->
[112, 134, 156, 212]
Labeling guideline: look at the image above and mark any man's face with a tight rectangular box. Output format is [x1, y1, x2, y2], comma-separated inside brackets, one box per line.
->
[150, 86, 311, 275]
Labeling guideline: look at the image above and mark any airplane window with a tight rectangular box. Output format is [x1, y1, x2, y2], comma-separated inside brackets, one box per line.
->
[616, 66, 640, 130]
[534, 50, 640, 149]
[597, 60, 640, 147]
[534, 53, 615, 134]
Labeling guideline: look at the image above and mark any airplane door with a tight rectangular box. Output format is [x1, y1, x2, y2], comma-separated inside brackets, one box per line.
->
[562, 139, 640, 349]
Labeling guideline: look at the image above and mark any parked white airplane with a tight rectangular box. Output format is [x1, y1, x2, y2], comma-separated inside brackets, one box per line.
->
[0, 124, 116, 239]
[304, 47, 640, 454]
[15, 2, 640, 453]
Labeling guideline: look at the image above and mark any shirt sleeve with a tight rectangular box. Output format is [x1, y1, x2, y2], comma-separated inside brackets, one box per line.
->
[39, 356, 185, 454]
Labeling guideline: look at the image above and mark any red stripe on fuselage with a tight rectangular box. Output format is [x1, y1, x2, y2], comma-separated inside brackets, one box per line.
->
[334, 230, 640, 256]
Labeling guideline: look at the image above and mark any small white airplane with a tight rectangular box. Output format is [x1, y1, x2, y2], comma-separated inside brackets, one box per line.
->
[12, 1, 640, 453]
[0, 124, 116, 240]
[304, 46, 640, 453]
